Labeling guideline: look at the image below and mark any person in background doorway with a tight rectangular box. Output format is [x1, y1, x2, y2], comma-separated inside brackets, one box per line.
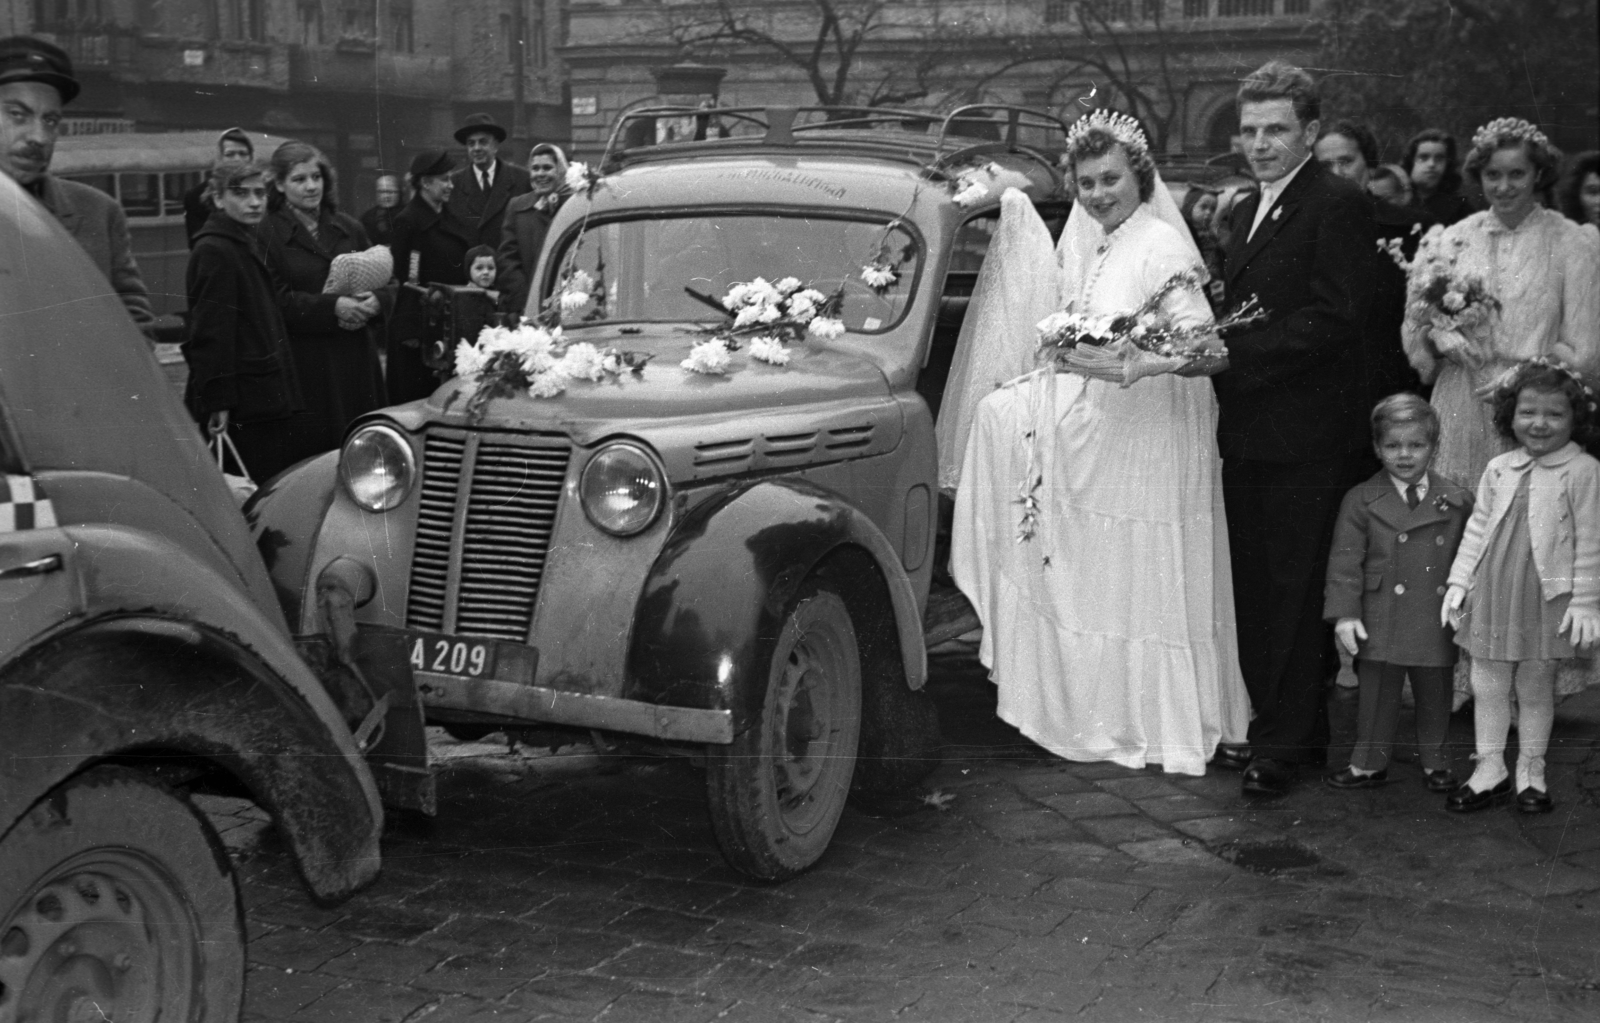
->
[1558, 150, 1600, 229]
[448, 112, 530, 251]
[184, 127, 253, 246]
[360, 173, 403, 248]
[0, 36, 154, 334]
[1404, 129, 1476, 226]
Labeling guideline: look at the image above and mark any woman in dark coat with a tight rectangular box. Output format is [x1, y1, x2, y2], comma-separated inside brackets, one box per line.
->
[182, 159, 304, 483]
[261, 140, 390, 466]
[387, 149, 477, 404]
[497, 142, 572, 316]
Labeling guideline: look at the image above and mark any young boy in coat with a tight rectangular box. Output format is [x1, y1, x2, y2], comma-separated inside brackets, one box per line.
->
[1323, 394, 1474, 791]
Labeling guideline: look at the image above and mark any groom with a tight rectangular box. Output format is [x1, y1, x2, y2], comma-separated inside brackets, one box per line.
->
[1213, 61, 1380, 797]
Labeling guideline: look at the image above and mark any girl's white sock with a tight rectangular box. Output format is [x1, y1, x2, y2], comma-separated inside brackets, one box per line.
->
[1513, 660, 1557, 792]
[1468, 658, 1514, 792]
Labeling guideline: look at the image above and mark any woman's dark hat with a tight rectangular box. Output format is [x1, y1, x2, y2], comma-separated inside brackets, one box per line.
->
[454, 112, 508, 145]
[0, 36, 80, 104]
[408, 150, 456, 180]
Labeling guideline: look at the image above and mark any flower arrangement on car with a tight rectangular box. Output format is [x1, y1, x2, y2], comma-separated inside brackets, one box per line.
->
[447, 321, 653, 417]
[681, 276, 846, 375]
[1381, 224, 1499, 366]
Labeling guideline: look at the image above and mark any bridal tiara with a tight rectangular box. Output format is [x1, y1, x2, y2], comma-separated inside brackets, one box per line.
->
[1471, 117, 1549, 152]
[1065, 110, 1149, 157]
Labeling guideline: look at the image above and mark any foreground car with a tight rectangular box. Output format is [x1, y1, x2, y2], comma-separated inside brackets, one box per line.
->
[254, 105, 1070, 879]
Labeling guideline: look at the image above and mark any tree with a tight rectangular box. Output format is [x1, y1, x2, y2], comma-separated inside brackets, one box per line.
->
[1317, 0, 1599, 155]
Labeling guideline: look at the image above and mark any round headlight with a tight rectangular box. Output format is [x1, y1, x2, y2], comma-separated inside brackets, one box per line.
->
[340, 424, 416, 512]
[580, 442, 664, 536]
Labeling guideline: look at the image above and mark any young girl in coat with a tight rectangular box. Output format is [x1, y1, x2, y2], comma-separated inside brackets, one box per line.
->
[1443, 361, 1600, 813]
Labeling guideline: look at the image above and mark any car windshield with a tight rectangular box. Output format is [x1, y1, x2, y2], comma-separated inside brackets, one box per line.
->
[548, 212, 920, 332]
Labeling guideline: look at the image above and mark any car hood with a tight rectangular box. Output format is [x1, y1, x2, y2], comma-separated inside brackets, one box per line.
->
[411, 324, 895, 428]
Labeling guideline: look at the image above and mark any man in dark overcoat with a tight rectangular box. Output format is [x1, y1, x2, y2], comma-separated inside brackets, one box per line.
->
[1211, 61, 1382, 797]
[447, 113, 530, 250]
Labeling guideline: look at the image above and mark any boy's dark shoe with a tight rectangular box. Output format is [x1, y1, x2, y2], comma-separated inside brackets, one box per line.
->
[1445, 777, 1512, 813]
[1423, 768, 1457, 793]
[1325, 765, 1388, 789]
[1242, 758, 1295, 797]
[1209, 743, 1254, 772]
[1516, 788, 1553, 814]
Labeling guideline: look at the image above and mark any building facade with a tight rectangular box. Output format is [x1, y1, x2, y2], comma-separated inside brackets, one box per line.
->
[7, 0, 570, 211]
[561, 0, 1324, 162]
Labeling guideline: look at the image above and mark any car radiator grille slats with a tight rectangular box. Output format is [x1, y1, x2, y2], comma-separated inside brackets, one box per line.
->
[406, 431, 570, 642]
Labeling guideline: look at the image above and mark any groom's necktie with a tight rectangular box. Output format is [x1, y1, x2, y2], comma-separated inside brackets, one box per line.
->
[1405, 483, 1419, 509]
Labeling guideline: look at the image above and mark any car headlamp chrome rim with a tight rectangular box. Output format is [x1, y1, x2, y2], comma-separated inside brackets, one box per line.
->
[340, 424, 416, 512]
[579, 442, 665, 536]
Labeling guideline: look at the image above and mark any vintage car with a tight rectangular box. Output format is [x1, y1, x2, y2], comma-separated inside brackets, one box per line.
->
[0, 172, 386, 1020]
[252, 106, 1071, 880]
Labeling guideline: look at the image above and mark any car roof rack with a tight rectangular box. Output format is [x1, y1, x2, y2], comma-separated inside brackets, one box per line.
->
[600, 103, 1070, 185]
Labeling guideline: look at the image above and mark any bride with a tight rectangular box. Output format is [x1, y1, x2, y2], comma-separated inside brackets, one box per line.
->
[937, 111, 1250, 776]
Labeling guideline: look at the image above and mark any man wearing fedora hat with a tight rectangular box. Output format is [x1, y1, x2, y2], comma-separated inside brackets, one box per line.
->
[0, 36, 153, 333]
[447, 112, 530, 250]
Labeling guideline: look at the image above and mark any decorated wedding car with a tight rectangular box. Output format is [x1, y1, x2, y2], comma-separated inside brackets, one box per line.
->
[250, 105, 1073, 879]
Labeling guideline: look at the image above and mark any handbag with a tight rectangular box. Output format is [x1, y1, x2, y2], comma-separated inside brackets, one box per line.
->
[211, 429, 258, 505]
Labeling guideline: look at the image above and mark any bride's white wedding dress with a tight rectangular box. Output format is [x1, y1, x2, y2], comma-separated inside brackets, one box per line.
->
[943, 193, 1249, 776]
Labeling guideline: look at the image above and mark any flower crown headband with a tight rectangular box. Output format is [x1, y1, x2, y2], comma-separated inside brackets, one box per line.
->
[1471, 117, 1549, 152]
[1065, 110, 1149, 158]
[1497, 356, 1599, 413]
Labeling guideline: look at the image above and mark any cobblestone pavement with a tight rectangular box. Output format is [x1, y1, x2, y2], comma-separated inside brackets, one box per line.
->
[212, 648, 1600, 1023]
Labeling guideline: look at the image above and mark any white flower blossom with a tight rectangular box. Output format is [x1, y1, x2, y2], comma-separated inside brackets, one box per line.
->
[560, 342, 607, 381]
[733, 304, 766, 328]
[743, 277, 781, 308]
[774, 276, 802, 296]
[600, 352, 622, 375]
[681, 338, 732, 375]
[756, 302, 782, 324]
[860, 264, 897, 290]
[808, 316, 846, 340]
[1441, 290, 1466, 313]
[748, 336, 792, 366]
[721, 282, 751, 310]
[483, 322, 557, 360]
[526, 368, 570, 398]
[454, 340, 490, 379]
[952, 179, 990, 207]
[564, 162, 591, 191]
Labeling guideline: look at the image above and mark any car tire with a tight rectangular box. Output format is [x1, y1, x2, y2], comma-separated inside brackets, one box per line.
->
[705, 583, 862, 881]
[0, 766, 244, 1023]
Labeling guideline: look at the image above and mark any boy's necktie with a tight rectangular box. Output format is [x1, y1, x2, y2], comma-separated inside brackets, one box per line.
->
[1405, 483, 1419, 509]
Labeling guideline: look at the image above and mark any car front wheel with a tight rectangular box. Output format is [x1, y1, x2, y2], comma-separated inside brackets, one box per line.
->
[0, 766, 244, 1023]
[705, 583, 862, 881]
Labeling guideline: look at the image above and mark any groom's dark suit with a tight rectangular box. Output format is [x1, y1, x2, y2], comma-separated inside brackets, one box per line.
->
[1213, 158, 1380, 768]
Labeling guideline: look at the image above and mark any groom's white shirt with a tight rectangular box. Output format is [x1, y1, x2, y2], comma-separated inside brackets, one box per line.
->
[1247, 154, 1313, 242]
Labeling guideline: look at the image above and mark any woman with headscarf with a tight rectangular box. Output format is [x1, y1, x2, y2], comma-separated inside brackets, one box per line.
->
[497, 143, 572, 316]
[181, 158, 304, 482]
[260, 140, 389, 466]
[1180, 185, 1225, 311]
[388, 149, 476, 403]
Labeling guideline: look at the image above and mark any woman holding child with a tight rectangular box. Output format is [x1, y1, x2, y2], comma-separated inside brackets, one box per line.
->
[941, 111, 1250, 777]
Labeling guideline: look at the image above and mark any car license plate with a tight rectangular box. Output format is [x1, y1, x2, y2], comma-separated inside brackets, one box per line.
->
[408, 632, 497, 679]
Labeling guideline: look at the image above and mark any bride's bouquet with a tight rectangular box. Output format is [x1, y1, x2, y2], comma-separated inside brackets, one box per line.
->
[1383, 226, 1498, 366]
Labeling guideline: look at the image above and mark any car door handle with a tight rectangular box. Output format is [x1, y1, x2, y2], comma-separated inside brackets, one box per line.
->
[0, 554, 62, 580]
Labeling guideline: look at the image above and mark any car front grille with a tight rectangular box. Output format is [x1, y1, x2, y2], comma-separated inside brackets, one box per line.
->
[406, 430, 570, 642]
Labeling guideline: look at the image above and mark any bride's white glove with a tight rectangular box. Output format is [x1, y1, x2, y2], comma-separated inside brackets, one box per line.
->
[1120, 348, 1187, 387]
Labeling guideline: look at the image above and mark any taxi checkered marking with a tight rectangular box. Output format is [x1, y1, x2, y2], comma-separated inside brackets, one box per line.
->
[0, 475, 57, 532]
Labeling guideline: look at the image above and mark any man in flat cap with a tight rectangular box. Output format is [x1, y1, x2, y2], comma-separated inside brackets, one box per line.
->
[0, 36, 153, 333]
[447, 112, 529, 250]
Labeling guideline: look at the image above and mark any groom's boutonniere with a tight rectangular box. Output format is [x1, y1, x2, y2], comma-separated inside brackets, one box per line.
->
[1271, 206, 1283, 222]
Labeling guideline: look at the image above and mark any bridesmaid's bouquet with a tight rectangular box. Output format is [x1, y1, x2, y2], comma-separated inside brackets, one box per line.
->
[1383, 226, 1498, 366]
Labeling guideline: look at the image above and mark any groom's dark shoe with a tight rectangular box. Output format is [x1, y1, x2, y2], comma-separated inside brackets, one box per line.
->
[1209, 743, 1254, 772]
[1324, 765, 1388, 790]
[1242, 758, 1295, 797]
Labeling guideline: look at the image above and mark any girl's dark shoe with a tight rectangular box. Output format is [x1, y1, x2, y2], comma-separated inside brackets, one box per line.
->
[1516, 787, 1553, 814]
[1325, 766, 1388, 790]
[1445, 777, 1512, 813]
[1423, 768, 1457, 793]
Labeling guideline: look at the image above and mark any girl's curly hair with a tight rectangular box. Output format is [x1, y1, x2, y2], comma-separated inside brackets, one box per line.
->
[1490, 362, 1599, 447]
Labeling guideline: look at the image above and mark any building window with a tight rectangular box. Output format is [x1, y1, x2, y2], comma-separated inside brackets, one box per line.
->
[391, 1, 415, 53]
[1183, 0, 1208, 14]
[231, 0, 265, 40]
[1284, 0, 1309, 11]
[341, 3, 376, 40]
[1218, 0, 1275, 15]
[297, 1, 323, 45]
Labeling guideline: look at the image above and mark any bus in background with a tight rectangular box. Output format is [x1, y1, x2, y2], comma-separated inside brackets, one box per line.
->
[51, 130, 288, 361]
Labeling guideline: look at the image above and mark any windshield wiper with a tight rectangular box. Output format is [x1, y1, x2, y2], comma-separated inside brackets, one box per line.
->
[682, 286, 726, 315]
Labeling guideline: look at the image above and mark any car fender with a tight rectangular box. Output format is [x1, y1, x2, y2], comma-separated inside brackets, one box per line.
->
[245, 450, 341, 630]
[0, 524, 382, 902]
[625, 478, 927, 733]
